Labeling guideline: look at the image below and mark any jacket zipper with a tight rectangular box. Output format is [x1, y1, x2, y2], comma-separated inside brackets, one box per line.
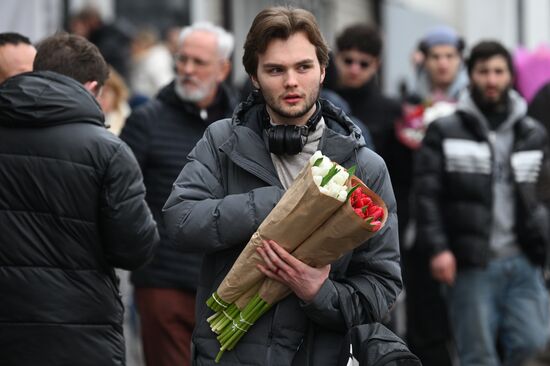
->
[487, 131, 496, 264]
[264, 303, 279, 366]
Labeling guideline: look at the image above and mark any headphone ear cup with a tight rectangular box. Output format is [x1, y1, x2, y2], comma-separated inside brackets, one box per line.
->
[268, 126, 284, 155]
[285, 126, 303, 155]
[267, 125, 305, 155]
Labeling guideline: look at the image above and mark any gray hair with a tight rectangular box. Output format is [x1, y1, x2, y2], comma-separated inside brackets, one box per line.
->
[179, 21, 234, 60]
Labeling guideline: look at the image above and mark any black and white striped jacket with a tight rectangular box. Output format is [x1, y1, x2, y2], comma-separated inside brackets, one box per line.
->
[414, 94, 550, 269]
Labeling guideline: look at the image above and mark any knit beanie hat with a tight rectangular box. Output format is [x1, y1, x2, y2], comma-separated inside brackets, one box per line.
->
[420, 25, 463, 53]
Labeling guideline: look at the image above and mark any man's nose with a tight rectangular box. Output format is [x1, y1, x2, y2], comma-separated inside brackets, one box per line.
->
[489, 71, 502, 83]
[284, 70, 298, 88]
[182, 59, 195, 74]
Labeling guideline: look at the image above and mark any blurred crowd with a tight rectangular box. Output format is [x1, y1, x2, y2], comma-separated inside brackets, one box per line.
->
[1, 4, 550, 366]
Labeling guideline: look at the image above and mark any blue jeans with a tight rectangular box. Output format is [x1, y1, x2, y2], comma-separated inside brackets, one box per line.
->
[447, 254, 549, 366]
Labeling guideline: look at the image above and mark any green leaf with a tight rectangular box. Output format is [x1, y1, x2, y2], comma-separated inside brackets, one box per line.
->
[347, 165, 357, 177]
[313, 157, 323, 167]
[346, 184, 361, 201]
[320, 165, 340, 187]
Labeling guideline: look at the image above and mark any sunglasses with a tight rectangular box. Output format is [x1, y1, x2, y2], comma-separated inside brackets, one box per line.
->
[343, 57, 370, 69]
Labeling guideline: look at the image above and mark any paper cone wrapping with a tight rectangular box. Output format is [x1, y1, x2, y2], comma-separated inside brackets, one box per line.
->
[256, 177, 388, 305]
[216, 162, 343, 303]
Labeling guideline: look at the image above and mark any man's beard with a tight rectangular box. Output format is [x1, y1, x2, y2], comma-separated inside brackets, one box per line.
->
[262, 85, 321, 122]
[175, 76, 212, 103]
[471, 83, 510, 114]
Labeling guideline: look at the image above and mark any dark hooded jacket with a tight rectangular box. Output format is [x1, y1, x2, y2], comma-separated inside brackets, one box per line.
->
[163, 93, 402, 366]
[415, 90, 550, 268]
[0, 71, 159, 366]
[120, 81, 238, 290]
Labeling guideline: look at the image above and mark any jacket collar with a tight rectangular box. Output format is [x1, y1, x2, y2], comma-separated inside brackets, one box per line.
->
[457, 89, 527, 140]
[219, 91, 365, 187]
[157, 81, 238, 123]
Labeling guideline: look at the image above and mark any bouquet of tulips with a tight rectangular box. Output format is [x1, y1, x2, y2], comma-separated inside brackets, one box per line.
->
[206, 151, 387, 362]
[395, 100, 456, 150]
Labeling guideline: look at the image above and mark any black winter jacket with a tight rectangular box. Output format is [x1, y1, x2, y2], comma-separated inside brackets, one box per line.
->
[0, 71, 159, 366]
[415, 93, 550, 268]
[121, 81, 237, 290]
[163, 93, 402, 366]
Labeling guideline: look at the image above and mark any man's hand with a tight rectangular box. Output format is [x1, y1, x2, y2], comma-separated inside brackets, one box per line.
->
[256, 240, 330, 303]
[430, 250, 456, 285]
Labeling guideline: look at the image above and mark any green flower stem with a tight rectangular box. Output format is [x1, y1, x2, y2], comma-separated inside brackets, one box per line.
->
[207, 292, 230, 312]
[213, 294, 273, 362]
[228, 302, 271, 350]
[225, 297, 272, 351]
[215, 349, 225, 363]
[217, 298, 257, 344]
[207, 311, 222, 324]
[211, 304, 240, 334]
[207, 304, 237, 326]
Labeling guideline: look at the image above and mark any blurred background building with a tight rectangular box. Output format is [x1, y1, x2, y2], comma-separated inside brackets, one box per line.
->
[2, 0, 550, 97]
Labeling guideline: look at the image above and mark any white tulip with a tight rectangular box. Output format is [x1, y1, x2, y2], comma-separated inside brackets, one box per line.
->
[319, 158, 333, 171]
[330, 183, 343, 197]
[310, 150, 323, 165]
[317, 166, 330, 177]
[336, 190, 347, 202]
[313, 175, 322, 187]
[332, 169, 349, 186]
[325, 181, 338, 194]
[311, 166, 322, 177]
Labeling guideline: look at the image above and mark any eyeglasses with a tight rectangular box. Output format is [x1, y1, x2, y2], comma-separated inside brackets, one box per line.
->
[175, 54, 210, 67]
[343, 57, 370, 69]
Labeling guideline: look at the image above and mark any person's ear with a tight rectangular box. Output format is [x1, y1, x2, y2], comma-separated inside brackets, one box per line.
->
[217, 59, 232, 83]
[250, 75, 260, 89]
[320, 66, 326, 84]
[83, 80, 101, 97]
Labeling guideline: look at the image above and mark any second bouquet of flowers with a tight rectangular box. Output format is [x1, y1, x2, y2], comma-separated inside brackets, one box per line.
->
[205, 151, 387, 362]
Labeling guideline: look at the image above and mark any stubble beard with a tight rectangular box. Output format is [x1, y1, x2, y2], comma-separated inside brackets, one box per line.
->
[263, 84, 321, 123]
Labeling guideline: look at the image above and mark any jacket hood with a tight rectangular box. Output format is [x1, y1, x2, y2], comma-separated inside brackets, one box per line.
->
[413, 64, 469, 102]
[0, 71, 104, 128]
[233, 90, 367, 150]
[457, 88, 527, 132]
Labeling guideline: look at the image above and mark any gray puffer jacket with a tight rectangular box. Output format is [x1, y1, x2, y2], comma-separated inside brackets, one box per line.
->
[163, 93, 402, 366]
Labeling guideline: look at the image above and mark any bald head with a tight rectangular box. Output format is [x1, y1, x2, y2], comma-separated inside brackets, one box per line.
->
[0, 33, 36, 84]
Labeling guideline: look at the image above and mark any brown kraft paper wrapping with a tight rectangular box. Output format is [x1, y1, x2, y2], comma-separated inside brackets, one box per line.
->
[216, 162, 343, 303]
[256, 177, 388, 305]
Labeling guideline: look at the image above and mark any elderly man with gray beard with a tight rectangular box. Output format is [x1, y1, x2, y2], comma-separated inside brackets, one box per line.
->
[120, 22, 238, 366]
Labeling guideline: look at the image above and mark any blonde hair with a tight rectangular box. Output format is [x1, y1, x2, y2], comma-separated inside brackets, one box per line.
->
[104, 66, 129, 108]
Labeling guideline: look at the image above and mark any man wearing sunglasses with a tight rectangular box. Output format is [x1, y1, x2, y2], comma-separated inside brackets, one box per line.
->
[324, 24, 402, 179]
[325, 26, 407, 247]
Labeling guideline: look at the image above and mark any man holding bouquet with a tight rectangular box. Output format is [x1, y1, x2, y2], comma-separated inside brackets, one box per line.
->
[415, 41, 550, 366]
[163, 6, 401, 365]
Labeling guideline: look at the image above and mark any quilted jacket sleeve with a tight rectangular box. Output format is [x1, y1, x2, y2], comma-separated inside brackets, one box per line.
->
[163, 121, 284, 254]
[414, 121, 449, 257]
[99, 142, 159, 270]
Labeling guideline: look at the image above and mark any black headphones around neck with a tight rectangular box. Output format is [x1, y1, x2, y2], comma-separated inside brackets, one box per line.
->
[264, 102, 323, 156]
